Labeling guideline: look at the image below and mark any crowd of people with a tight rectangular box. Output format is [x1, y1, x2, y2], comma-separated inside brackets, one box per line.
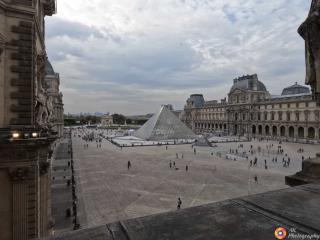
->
[67, 127, 315, 213]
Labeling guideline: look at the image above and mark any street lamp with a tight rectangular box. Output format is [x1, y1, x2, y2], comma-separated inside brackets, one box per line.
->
[32, 132, 39, 138]
[12, 132, 20, 139]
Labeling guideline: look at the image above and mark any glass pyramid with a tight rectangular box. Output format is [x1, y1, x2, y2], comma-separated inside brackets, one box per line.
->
[134, 106, 197, 141]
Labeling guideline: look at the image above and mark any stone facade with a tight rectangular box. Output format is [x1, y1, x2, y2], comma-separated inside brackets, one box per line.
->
[0, 1, 58, 240]
[182, 74, 320, 143]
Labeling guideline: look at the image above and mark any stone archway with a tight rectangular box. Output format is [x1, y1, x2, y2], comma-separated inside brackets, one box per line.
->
[265, 125, 270, 136]
[272, 126, 277, 137]
[289, 126, 295, 138]
[280, 126, 286, 137]
[298, 127, 304, 138]
[258, 125, 262, 135]
[308, 127, 315, 139]
[252, 125, 256, 135]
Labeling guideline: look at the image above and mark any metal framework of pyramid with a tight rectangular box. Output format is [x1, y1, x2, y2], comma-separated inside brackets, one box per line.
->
[134, 106, 197, 141]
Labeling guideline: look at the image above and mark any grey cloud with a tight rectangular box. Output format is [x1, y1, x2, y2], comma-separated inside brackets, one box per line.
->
[46, 18, 122, 43]
[46, 18, 103, 39]
[46, 0, 311, 114]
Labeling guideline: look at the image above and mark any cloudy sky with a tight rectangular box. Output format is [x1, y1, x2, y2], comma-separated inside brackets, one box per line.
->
[45, 0, 311, 115]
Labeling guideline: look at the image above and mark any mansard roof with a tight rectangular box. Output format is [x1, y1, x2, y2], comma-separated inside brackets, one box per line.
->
[229, 74, 267, 93]
[45, 60, 55, 75]
[281, 82, 310, 96]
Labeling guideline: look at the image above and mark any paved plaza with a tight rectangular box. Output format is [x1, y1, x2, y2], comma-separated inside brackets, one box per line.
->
[72, 129, 320, 228]
[51, 138, 74, 233]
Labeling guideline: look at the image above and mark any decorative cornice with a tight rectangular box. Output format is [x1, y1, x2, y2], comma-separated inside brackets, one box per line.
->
[9, 167, 31, 181]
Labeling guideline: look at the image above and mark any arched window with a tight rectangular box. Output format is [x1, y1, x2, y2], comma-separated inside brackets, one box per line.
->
[308, 127, 315, 139]
[289, 126, 295, 138]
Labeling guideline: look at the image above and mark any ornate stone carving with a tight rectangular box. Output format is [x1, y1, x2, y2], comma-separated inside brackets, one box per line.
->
[9, 167, 30, 181]
[298, 0, 320, 104]
[35, 54, 55, 129]
[39, 161, 50, 175]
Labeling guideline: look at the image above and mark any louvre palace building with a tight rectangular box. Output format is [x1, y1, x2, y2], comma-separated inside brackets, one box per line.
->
[181, 74, 320, 143]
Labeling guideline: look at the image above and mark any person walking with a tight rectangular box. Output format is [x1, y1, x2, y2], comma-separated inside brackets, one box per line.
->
[177, 198, 182, 210]
[127, 161, 131, 170]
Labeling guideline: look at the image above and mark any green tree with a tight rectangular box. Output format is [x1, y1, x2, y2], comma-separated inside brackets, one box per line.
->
[112, 114, 126, 125]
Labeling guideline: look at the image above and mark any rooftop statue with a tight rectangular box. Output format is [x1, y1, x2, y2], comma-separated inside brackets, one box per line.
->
[298, 0, 320, 105]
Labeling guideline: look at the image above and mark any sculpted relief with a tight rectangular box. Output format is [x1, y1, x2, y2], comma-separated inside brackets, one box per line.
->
[298, 0, 320, 104]
[35, 53, 54, 129]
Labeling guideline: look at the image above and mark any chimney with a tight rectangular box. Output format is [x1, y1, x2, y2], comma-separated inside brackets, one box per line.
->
[252, 74, 258, 91]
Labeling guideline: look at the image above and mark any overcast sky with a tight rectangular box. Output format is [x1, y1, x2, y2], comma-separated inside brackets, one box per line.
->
[45, 0, 311, 115]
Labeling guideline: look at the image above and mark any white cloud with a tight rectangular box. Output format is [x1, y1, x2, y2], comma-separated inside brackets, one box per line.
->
[46, 0, 311, 114]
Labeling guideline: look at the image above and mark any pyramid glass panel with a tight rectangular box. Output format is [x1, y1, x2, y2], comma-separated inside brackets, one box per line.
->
[134, 106, 197, 140]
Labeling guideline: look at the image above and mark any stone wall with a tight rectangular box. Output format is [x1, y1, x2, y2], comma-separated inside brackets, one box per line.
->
[0, 0, 57, 239]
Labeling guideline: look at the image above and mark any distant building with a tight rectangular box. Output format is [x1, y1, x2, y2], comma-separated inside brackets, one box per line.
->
[182, 74, 320, 142]
[162, 104, 183, 119]
[162, 104, 174, 110]
[172, 109, 183, 119]
[281, 82, 310, 96]
[101, 114, 113, 125]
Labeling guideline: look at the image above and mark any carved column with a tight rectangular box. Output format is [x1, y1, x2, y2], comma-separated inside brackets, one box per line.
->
[10, 168, 31, 240]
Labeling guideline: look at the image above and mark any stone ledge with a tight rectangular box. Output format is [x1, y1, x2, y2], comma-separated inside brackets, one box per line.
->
[286, 157, 320, 187]
[46, 184, 320, 240]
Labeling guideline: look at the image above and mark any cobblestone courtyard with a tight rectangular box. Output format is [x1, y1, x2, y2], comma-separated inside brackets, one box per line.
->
[72, 130, 320, 228]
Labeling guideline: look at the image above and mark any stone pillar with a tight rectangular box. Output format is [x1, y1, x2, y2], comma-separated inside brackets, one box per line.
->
[304, 127, 309, 139]
[262, 125, 266, 136]
[315, 127, 319, 140]
[294, 126, 298, 139]
[0, 169, 12, 240]
[0, 141, 53, 240]
[39, 149, 53, 237]
[11, 168, 32, 240]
